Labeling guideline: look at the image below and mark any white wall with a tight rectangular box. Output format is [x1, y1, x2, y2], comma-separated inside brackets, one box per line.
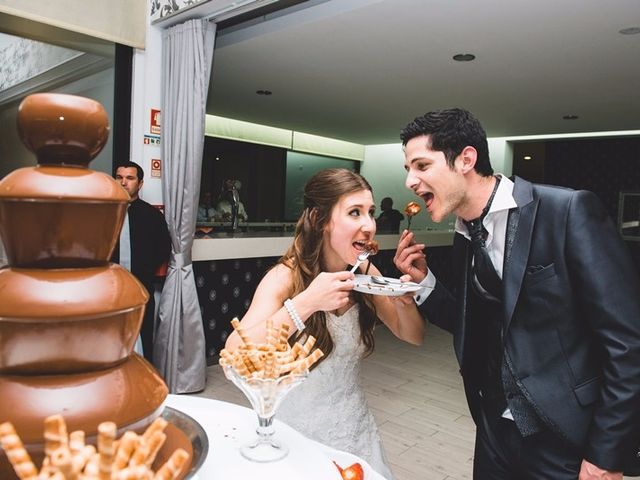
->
[129, 13, 164, 206]
[361, 138, 514, 232]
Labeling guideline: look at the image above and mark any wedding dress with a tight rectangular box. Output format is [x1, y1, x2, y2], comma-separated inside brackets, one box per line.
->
[278, 304, 395, 479]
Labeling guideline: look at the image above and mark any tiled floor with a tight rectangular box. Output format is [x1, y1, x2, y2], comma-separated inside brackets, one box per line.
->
[190, 323, 634, 480]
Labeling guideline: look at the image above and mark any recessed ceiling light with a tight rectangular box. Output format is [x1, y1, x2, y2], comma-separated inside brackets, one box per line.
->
[523, 155, 532, 161]
[563, 115, 579, 120]
[452, 53, 475, 62]
[256, 90, 272, 95]
[619, 26, 640, 35]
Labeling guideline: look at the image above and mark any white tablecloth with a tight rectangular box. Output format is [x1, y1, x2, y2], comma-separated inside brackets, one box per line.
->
[166, 394, 385, 480]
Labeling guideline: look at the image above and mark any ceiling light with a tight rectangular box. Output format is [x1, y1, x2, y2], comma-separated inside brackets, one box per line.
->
[619, 27, 640, 35]
[523, 155, 532, 161]
[453, 53, 476, 62]
[256, 90, 272, 96]
[563, 115, 579, 120]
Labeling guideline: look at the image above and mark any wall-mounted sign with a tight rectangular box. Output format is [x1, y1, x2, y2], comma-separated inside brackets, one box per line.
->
[150, 108, 161, 135]
[151, 159, 162, 178]
[144, 134, 161, 146]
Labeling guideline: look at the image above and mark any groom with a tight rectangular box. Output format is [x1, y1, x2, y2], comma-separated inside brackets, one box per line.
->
[393, 108, 640, 479]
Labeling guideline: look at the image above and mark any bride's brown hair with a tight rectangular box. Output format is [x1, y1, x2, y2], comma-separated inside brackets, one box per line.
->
[279, 168, 377, 364]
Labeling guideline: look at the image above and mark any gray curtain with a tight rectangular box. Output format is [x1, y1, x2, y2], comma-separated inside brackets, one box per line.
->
[154, 18, 216, 393]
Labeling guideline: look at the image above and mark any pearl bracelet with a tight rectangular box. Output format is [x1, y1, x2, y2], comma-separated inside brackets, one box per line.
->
[284, 298, 305, 332]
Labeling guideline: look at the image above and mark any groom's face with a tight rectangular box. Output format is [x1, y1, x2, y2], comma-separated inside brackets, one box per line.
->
[403, 135, 466, 223]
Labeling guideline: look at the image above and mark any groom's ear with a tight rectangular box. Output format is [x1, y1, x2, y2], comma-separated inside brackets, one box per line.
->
[457, 146, 478, 174]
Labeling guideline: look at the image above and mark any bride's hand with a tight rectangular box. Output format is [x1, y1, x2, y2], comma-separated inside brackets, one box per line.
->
[298, 271, 354, 313]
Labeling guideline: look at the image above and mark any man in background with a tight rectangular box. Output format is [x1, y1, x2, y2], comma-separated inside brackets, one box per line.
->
[113, 161, 171, 362]
[376, 196, 404, 233]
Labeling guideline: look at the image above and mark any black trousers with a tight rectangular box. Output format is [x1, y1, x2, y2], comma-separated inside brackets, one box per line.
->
[473, 404, 582, 479]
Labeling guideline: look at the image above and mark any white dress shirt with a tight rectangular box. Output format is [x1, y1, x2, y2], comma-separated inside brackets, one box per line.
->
[415, 174, 517, 303]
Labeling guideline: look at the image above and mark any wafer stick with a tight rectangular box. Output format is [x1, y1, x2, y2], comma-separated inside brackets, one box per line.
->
[69, 431, 85, 455]
[143, 431, 166, 468]
[277, 323, 290, 346]
[50, 446, 74, 480]
[72, 445, 96, 476]
[153, 448, 189, 480]
[230, 318, 252, 346]
[265, 317, 276, 346]
[293, 348, 324, 373]
[263, 351, 277, 378]
[300, 336, 316, 357]
[113, 431, 138, 470]
[0, 422, 38, 480]
[142, 418, 168, 444]
[115, 464, 153, 479]
[97, 422, 116, 480]
[44, 415, 68, 458]
[128, 441, 149, 468]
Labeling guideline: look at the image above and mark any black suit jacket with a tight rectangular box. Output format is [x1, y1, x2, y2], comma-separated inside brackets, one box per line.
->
[111, 198, 171, 294]
[421, 176, 640, 471]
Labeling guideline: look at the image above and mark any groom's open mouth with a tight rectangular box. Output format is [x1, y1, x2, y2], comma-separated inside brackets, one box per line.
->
[420, 192, 434, 210]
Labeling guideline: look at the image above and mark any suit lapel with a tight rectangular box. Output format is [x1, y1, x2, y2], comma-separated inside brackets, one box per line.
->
[503, 176, 538, 332]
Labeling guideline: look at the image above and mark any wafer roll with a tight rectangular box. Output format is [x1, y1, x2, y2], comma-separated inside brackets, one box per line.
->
[97, 422, 116, 480]
[115, 464, 153, 479]
[290, 342, 303, 360]
[266, 317, 276, 346]
[293, 348, 324, 373]
[44, 415, 68, 458]
[113, 431, 138, 470]
[301, 335, 316, 357]
[72, 444, 96, 475]
[277, 323, 290, 346]
[128, 440, 150, 468]
[83, 451, 100, 476]
[142, 418, 168, 444]
[143, 431, 166, 468]
[153, 448, 189, 480]
[69, 431, 85, 455]
[263, 351, 277, 378]
[0, 422, 38, 480]
[51, 446, 75, 480]
[230, 318, 252, 346]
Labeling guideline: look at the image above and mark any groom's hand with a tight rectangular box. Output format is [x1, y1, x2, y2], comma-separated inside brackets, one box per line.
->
[579, 459, 622, 479]
[394, 230, 427, 283]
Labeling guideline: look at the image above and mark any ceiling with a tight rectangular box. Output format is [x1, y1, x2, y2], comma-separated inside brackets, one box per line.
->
[207, 0, 640, 145]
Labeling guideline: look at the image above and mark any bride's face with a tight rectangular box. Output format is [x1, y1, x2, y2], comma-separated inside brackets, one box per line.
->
[322, 189, 376, 272]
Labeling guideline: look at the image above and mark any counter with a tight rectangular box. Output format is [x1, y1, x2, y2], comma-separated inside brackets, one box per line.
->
[192, 230, 454, 261]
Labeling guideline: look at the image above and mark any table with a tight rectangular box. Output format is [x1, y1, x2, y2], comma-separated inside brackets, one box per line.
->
[166, 394, 385, 480]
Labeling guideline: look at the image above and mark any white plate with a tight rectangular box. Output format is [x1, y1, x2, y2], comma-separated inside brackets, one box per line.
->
[353, 274, 423, 296]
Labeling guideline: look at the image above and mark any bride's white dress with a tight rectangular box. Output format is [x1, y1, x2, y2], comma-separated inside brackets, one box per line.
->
[277, 304, 394, 479]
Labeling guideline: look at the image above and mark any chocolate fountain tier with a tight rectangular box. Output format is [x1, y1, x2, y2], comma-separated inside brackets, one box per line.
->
[17, 93, 109, 166]
[0, 354, 169, 479]
[0, 165, 129, 267]
[0, 265, 148, 374]
[0, 354, 168, 443]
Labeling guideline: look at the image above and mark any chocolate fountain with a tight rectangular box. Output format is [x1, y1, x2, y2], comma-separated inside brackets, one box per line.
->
[0, 93, 171, 478]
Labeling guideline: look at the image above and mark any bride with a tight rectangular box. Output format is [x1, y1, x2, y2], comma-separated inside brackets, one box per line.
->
[225, 168, 425, 479]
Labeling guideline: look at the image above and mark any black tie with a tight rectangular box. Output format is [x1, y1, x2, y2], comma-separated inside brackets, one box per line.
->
[464, 178, 502, 301]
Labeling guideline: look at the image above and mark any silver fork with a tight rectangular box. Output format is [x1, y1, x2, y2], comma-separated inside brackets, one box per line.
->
[349, 250, 371, 273]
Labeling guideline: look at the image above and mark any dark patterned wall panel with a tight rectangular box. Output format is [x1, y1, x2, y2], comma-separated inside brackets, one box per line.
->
[194, 256, 279, 364]
[544, 136, 640, 273]
[194, 246, 453, 365]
